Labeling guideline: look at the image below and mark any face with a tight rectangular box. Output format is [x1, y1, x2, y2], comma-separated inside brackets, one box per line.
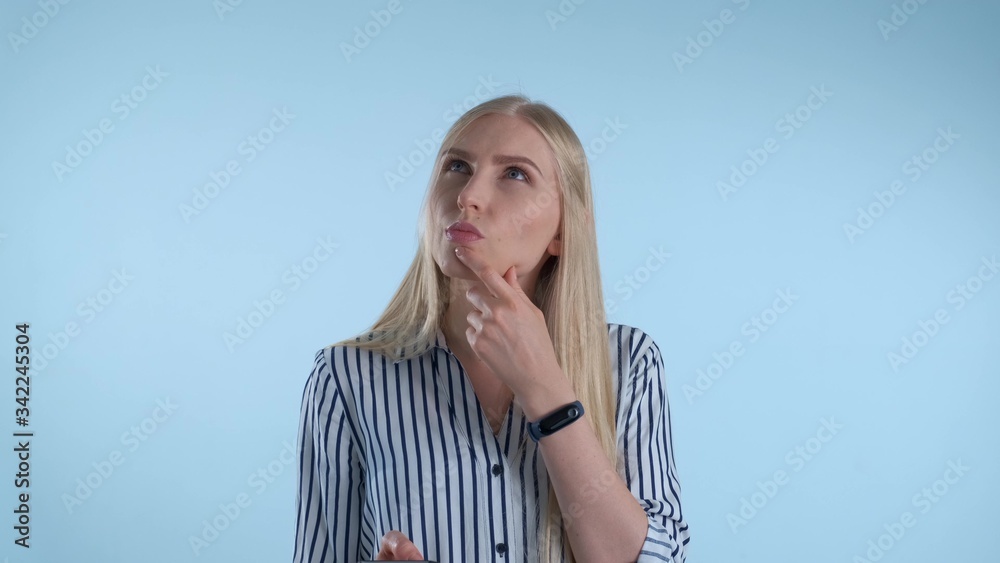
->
[430, 113, 562, 289]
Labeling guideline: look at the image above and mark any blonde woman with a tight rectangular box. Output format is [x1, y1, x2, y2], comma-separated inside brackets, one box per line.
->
[293, 95, 689, 562]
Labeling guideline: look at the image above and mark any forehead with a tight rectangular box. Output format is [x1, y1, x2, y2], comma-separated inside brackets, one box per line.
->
[450, 114, 557, 176]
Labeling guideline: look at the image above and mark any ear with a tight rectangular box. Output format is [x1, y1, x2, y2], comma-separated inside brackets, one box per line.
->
[547, 232, 562, 256]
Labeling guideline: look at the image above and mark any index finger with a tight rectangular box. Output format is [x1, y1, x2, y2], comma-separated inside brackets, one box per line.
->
[454, 246, 508, 299]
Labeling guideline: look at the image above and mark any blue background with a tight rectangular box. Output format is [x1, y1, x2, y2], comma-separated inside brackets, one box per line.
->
[2, 0, 998, 561]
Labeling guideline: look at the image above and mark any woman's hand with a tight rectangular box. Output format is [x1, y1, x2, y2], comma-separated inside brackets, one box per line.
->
[453, 245, 564, 400]
[375, 530, 425, 560]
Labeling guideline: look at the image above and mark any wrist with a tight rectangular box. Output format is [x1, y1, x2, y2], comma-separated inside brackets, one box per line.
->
[528, 400, 584, 442]
[519, 371, 577, 421]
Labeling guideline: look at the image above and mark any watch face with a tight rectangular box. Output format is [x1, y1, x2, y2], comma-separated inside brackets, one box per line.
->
[530, 401, 583, 441]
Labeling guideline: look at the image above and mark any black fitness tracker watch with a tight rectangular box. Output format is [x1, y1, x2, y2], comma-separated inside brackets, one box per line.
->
[528, 400, 584, 442]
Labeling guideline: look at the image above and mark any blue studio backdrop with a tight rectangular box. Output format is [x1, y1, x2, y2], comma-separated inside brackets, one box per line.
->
[1, 0, 998, 562]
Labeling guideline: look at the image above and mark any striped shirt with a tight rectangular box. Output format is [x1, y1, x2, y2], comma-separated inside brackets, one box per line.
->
[293, 322, 690, 562]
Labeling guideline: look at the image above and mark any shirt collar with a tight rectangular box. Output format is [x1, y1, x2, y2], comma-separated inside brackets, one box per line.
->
[391, 325, 450, 364]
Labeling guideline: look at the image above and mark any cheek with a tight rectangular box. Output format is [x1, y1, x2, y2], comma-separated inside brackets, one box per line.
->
[506, 215, 546, 247]
[510, 193, 559, 240]
[431, 188, 456, 216]
[430, 200, 447, 223]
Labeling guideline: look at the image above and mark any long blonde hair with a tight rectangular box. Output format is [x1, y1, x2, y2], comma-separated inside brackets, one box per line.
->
[332, 94, 615, 562]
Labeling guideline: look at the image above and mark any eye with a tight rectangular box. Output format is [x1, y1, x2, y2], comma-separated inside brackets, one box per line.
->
[504, 167, 529, 182]
[444, 159, 469, 173]
[442, 158, 530, 183]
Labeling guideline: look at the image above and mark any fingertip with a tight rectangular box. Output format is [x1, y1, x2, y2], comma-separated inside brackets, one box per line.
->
[381, 529, 403, 551]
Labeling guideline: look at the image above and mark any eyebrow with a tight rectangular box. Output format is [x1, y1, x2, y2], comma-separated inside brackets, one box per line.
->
[442, 148, 546, 180]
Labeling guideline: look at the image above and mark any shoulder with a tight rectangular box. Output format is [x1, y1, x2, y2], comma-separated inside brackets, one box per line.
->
[606, 322, 663, 368]
[308, 332, 398, 389]
[303, 340, 377, 417]
[301, 344, 367, 450]
[606, 324, 669, 434]
[313, 331, 386, 367]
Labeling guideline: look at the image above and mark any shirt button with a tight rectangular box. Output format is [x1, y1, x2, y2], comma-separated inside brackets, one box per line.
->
[496, 542, 507, 556]
[491, 463, 502, 476]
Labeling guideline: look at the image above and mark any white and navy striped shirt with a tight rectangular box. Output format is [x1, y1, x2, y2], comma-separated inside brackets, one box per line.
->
[293, 322, 689, 562]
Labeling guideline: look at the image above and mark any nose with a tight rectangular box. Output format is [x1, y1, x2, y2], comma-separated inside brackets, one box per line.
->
[456, 168, 489, 212]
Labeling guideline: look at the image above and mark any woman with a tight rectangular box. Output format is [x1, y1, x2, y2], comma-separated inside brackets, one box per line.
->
[293, 94, 689, 562]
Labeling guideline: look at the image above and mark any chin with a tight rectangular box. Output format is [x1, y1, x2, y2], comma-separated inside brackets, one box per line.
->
[437, 257, 472, 279]
[443, 267, 479, 282]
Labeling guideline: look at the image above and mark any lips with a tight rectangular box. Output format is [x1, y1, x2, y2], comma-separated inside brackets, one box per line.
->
[446, 221, 483, 242]
[448, 221, 483, 238]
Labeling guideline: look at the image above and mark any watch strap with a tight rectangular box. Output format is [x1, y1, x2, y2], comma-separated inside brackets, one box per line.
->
[528, 400, 584, 442]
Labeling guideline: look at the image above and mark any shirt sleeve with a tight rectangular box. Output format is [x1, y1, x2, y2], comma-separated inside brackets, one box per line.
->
[293, 348, 366, 563]
[619, 338, 691, 562]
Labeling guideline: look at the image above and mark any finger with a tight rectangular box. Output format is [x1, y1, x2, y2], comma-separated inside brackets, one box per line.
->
[503, 265, 526, 298]
[466, 309, 483, 331]
[454, 246, 508, 299]
[466, 325, 480, 354]
[464, 286, 491, 315]
[378, 530, 424, 560]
